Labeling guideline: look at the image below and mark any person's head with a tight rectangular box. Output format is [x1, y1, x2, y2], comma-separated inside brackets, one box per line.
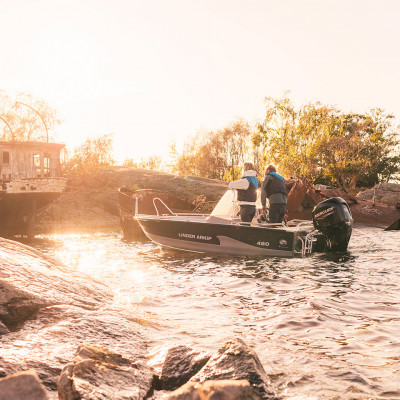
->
[243, 162, 254, 172]
[265, 164, 276, 174]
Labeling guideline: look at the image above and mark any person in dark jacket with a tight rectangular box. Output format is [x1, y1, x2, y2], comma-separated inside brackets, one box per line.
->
[261, 164, 287, 223]
[228, 162, 259, 222]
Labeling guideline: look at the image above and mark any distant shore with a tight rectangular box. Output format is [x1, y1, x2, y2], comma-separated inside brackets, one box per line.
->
[34, 167, 400, 235]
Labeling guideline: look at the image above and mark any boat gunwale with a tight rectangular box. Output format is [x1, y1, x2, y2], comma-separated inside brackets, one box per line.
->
[135, 213, 315, 232]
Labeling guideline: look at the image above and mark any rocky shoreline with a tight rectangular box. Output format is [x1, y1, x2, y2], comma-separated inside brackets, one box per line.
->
[2, 170, 399, 399]
[0, 237, 278, 399]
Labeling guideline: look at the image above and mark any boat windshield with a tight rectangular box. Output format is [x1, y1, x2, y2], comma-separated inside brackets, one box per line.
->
[210, 189, 262, 219]
[210, 190, 238, 219]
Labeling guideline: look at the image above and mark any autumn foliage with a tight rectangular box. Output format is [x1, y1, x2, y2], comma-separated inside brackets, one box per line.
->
[169, 95, 400, 190]
[171, 119, 256, 181]
[253, 94, 400, 190]
[65, 134, 115, 186]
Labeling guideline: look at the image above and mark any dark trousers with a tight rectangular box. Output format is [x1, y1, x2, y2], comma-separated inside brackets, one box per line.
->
[240, 205, 256, 222]
[269, 204, 286, 223]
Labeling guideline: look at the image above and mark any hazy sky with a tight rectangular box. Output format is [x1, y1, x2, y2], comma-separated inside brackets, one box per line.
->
[1, 0, 400, 162]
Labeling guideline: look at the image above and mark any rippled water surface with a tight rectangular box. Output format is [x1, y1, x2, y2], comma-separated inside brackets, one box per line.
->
[32, 225, 400, 399]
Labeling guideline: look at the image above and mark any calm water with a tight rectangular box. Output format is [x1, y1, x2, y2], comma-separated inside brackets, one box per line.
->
[31, 225, 400, 399]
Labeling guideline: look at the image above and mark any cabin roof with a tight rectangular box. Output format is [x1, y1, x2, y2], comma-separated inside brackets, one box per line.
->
[0, 141, 66, 150]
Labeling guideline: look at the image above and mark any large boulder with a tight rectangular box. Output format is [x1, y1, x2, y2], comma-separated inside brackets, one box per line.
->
[165, 379, 263, 400]
[159, 345, 211, 390]
[97, 167, 228, 206]
[0, 238, 148, 397]
[0, 237, 111, 332]
[36, 190, 121, 235]
[189, 338, 274, 399]
[357, 182, 400, 208]
[0, 370, 48, 400]
[58, 344, 156, 400]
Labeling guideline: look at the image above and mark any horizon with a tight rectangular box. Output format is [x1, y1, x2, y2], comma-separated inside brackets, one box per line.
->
[1, 0, 400, 163]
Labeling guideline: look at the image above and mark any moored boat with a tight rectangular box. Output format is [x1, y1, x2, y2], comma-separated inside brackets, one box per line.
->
[0, 141, 67, 238]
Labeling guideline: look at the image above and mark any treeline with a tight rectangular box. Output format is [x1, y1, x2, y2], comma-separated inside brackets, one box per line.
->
[167, 94, 400, 191]
[1, 91, 399, 191]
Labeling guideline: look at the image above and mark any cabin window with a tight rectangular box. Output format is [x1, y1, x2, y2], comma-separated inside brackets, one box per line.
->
[34, 154, 41, 167]
[2, 152, 9, 164]
[44, 154, 50, 177]
[33, 154, 42, 177]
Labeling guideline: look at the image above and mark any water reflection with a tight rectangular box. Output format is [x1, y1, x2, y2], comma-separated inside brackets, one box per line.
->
[27, 227, 400, 399]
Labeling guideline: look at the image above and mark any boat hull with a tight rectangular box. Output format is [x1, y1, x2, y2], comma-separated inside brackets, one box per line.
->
[119, 204, 147, 241]
[137, 217, 309, 256]
[0, 177, 67, 237]
[0, 191, 64, 237]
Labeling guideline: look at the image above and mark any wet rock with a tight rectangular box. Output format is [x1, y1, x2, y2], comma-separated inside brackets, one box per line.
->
[0, 304, 149, 395]
[165, 379, 262, 400]
[0, 237, 112, 332]
[0, 238, 148, 398]
[190, 338, 274, 399]
[58, 344, 155, 400]
[0, 370, 48, 400]
[160, 346, 211, 390]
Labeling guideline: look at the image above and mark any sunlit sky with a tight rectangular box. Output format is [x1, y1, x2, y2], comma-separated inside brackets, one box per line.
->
[1, 0, 400, 163]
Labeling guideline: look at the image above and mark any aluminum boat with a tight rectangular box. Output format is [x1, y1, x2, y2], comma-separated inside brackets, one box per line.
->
[135, 190, 353, 257]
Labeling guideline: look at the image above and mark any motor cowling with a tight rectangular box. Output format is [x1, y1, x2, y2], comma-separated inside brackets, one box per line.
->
[312, 197, 353, 251]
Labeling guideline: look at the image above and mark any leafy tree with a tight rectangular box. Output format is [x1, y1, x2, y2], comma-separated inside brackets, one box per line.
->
[0, 91, 61, 142]
[123, 158, 137, 167]
[65, 134, 115, 186]
[174, 119, 254, 181]
[123, 155, 163, 171]
[253, 94, 336, 182]
[140, 155, 162, 171]
[166, 142, 180, 174]
[320, 110, 400, 189]
[254, 94, 400, 190]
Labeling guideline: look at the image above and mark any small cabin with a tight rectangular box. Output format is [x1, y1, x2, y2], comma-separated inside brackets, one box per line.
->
[0, 141, 65, 180]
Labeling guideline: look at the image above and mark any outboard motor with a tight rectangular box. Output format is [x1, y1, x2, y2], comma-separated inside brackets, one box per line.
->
[312, 197, 353, 251]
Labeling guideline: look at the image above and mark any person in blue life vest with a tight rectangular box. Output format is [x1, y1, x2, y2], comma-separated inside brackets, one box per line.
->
[261, 164, 287, 223]
[228, 162, 259, 222]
